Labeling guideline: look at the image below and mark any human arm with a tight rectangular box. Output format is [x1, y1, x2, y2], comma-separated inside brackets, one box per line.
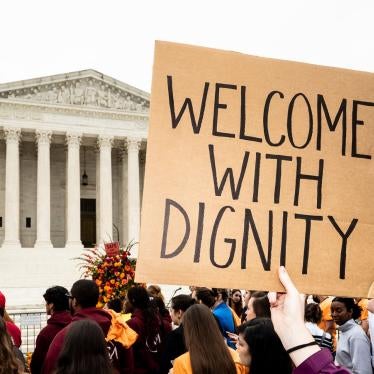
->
[269, 267, 351, 373]
[368, 305, 374, 368]
[367, 299, 374, 314]
[30, 332, 49, 374]
[349, 335, 373, 374]
[42, 329, 65, 374]
[324, 320, 336, 338]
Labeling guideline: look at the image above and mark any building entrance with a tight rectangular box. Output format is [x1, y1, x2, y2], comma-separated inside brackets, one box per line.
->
[81, 198, 96, 248]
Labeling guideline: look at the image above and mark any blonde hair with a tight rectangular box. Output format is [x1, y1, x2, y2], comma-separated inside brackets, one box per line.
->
[147, 285, 164, 301]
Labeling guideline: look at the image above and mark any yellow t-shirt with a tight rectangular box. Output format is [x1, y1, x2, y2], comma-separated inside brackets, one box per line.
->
[318, 296, 336, 349]
[173, 348, 249, 374]
[358, 299, 369, 321]
[318, 297, 333, 326]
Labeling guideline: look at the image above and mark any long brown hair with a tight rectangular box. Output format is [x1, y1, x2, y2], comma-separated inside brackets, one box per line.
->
[183, 304, 237, 374]
[228, 289, 243, 317]
[0, 317, 19, 374]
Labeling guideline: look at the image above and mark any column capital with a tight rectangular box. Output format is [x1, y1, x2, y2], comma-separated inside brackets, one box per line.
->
[66, 132, 82, 147]
[35, 130, 52, 145]
[97, 135, 114, 149]
[126, 137, 142, 152]
[4, 128, 21, 144]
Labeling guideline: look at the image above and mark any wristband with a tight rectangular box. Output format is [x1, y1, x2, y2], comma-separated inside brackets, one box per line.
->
[286, 341, 318, 354]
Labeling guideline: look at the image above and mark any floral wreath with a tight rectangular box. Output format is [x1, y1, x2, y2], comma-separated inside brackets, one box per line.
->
[77, 241, 137, 308]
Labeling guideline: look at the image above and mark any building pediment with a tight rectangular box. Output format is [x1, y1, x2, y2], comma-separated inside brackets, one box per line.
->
[0, 69, 150, 113]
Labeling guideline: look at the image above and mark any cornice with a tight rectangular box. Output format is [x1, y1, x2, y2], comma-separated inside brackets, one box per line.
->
[0, 99, 149, 122]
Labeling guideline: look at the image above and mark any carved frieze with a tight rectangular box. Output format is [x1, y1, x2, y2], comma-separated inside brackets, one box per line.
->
[0, 78, 150, 113]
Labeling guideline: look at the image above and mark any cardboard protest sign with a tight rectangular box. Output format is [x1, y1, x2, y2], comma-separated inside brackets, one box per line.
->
[136, 41, 374, 297]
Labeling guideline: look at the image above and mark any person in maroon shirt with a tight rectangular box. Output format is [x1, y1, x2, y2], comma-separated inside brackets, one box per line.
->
[30, 286, 72, 374]
[42, 279, 134, 374]
[126, 286, 164, 374]
[0, 290, 22, 348]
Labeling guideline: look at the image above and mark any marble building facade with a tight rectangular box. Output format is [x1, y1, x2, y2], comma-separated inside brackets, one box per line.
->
[0, 70, 149, 306]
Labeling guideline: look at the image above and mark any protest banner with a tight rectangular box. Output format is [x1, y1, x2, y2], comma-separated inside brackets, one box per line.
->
[136, 41, 374, 297]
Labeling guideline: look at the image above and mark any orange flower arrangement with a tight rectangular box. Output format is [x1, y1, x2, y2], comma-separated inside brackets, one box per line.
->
[77, 242, 137, 308]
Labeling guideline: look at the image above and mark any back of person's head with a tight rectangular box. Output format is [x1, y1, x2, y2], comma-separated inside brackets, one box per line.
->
[241, 318, 292, 374]
[127, 286, 150, 310]
[150, 295, 168, 317]
[332, 297, 361, 320]
[251, 291, 271, 318]
[147, 284, 164, 301]
[212, 288, 229, 302]
[127, 286, 160, 344]
[171, 294, 195, 312]
[55, 319, 111, 374]
[195, 288, 215, 308]
[106, 298, 124, 313]
[305, 303, 322, 324]
[237, 317, 270, 333]
[70, 279, 99, 308]
[43, 286, 69, 312]
[0, 317, 20, 374]
[183, 304, 237, 374]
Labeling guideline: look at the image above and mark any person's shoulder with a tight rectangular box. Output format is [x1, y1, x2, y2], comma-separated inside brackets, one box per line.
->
[228, 347, 239, 359]
[350, 322, 369, 338]
[213, 302, 230, 315]
[174, 352, 190, 371]
[51, 324, 69, 344]
[6, 320, 20, 332]
[175, 352, 189, 363]
[228, 348, 249, 374]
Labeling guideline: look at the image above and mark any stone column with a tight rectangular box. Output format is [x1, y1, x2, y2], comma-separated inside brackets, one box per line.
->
[121, 150, 128, 246]
[97, 135, 113, 244]
[127, 138, 141, 256]
[34, 130, 53, 248]
[95, 147, 101, 245]
[65, 133, 83, 249]
[2, 128, 21, 248]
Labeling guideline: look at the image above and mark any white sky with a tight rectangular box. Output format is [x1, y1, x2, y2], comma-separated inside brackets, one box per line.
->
[0, 0, 373, 92]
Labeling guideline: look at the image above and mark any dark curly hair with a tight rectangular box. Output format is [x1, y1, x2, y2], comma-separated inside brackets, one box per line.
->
[43, 286, 69, 311]
[305, 303, 322, 324]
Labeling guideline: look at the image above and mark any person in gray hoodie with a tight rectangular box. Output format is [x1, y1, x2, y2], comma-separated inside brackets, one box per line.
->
[331, 297, 372, 374]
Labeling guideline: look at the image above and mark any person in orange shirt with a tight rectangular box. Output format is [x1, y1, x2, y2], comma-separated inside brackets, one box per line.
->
[316, 295, 337, 349]
[356, 298, 369, 334]
[173, 304, 248, 374]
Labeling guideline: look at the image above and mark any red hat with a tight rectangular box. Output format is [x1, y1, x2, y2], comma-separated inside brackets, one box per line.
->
[0, 291, 6, 308]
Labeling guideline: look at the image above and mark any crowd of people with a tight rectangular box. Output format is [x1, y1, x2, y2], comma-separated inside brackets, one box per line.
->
[0, 267, 373, 373]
